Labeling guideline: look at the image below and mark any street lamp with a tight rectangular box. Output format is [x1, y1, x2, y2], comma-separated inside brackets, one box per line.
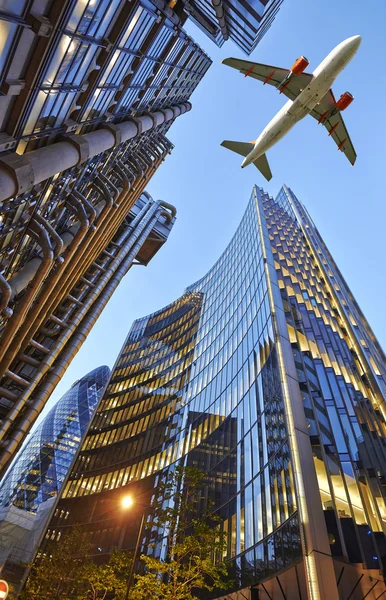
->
[121, 495, 134, 509]
[90, 495, 135, 524]
[125, 511, 146, 600]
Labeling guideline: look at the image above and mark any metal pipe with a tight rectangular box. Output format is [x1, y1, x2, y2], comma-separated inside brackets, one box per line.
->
[54, 191, 92, 256]
[114, 161, 131, 193]
[47, 164, 140, 330]
[0, 158, 123, 373]
[9, 170, 117, 350]
[0, 387, 17, 402]
[4, 369, 29, 387]
[56, 204, 88, 254]
[93, 176, 115, 219]
[0, 219, 55, 363]
[46, 175, 133, 330]
[18, 209, 157, 436]
[151, 111, 166, 127]
[0, 195, 90, 371]
[0, 185, 158, 478]
[211, 0, 229, 39]
[0, 207, 161, 456]
[0, 102, 192, 202]
[40, 312, 68, 337]
[159, 210, 173, 225]
[8, 219, 53, 300]
[63, 186, 151, 318]
[33, 214, 64, 259]
[2, 193, 85, 322]
[55, 161, 132, 296]
[98, 173, 120, 206]
[0, 273, 12, 317]
[76, 164, 158, 286]
[9, 195, 91, 339]
[0, 158, 165, 458]
[72, 189, 97, 225]
[66, 194, 90, 237]
[127, 155, 143, 179]
[115, 200, 153, 247]
[30, 339, 49, 353]
[159, 200, 176, 220]
[19, 353, 40, 368]
[8, 258, 42, 300]
[141, 191, 152, 201]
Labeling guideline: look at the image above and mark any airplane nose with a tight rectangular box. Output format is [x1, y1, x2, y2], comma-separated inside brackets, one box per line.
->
[349, 35, 362, 49]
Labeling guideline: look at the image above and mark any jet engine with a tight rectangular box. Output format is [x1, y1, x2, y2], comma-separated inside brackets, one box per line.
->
[336, 92, 354, 111]
[291, 56, 310, 75]
[277, 56, 310, 92]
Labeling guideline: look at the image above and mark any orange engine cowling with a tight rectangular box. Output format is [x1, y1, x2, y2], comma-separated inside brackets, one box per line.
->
[336, 92, 354, 111]
[291, 56, 309, 75]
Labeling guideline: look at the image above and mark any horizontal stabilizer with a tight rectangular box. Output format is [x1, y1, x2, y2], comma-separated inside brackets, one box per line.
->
[253, 153, 272, 181]
[221, 140, 254, 157]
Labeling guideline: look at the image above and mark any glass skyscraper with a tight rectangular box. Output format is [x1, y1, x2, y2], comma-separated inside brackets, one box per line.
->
[0, 366, 110, 579]
[182, 0, 284, 54]
[44, 186, 386, 599]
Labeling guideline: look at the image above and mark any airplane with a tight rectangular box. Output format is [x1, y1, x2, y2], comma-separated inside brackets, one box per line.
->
[221, 35, 361, 181]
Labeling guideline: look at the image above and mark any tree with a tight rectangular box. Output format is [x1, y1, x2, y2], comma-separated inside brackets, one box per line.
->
[21, 531, 132, 600]
[21, 528, 90, 600]
[79, 549, 133, 600]
[130, 466, 231, 600]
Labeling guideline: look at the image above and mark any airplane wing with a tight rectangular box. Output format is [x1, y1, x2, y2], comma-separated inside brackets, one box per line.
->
[222, 58, 313, 102]
[310, 90, 356, 165]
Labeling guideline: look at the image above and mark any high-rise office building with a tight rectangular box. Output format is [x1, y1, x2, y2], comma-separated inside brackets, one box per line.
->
[0, 366, 110, 586]
[181, 0, 284, 54]
[0, 0, 212, 476]
[0, 0, 286, 476]
[45, 185, 386, 599]
[0, 186, 179, 478]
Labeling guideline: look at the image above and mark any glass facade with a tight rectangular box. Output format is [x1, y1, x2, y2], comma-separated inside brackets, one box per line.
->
[0, 0, 211, 152]
[183, 0, 284, 54]
[44, 186, 386, 599]
[0, 0, 211, 475]
[269, 187, 386, 565]
[0, 366, 110, 579]
[0, 366, 110, 513]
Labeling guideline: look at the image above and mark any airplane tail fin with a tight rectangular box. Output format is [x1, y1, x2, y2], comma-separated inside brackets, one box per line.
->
[253, 153, 272, 181]
[221, 140, 254, 157]
[221, 140, 272, 181]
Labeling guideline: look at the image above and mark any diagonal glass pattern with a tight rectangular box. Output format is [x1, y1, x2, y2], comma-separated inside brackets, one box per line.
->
[0, 366, 110, 514]
[43, 186, 386, 599]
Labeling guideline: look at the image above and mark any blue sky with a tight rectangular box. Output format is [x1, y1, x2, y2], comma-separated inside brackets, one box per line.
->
[34, 0, 386, 427]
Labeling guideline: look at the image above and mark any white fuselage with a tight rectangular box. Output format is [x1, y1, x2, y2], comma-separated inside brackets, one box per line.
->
[242, 35, 362, 168]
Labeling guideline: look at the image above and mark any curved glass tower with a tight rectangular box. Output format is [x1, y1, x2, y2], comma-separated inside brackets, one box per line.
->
[0, 366, 110, 570]
[46, 187, 386, 600]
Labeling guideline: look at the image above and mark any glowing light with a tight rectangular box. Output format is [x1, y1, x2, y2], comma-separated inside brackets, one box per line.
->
[121, 495, 134, 509]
